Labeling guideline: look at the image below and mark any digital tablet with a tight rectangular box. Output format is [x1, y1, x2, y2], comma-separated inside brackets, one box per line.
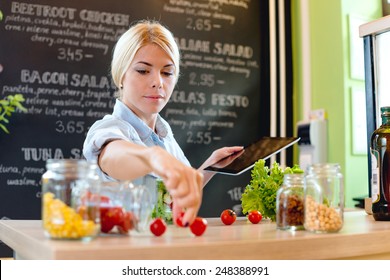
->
[204, 136, 300, 175]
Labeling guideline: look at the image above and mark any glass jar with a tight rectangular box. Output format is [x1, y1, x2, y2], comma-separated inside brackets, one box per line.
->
[41, 159, 100, 240]
[125, 183, 154, 232]
[276, 173, 305, 230]
[304, 163, 344, 233]
[100, 181, 153, 234]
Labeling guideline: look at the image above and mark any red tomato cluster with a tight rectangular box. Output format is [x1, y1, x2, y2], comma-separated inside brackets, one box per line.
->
[99, 196, 134, 234]
[176, 212, 208, 236]
[150, 212, 208, 237]
[220, 209, 263, 225]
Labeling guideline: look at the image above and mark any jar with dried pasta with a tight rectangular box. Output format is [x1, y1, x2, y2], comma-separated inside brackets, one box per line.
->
[304, 163, 344, 233]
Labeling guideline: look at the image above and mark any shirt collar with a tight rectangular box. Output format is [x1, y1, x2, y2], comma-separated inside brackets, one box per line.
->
[112, 99, 168, 141]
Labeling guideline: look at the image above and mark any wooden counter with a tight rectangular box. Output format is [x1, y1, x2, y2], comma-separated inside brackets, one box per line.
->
[1, 210, 390, 260]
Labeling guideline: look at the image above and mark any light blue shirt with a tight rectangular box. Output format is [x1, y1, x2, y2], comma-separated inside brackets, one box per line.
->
[83, 99, 190, 203]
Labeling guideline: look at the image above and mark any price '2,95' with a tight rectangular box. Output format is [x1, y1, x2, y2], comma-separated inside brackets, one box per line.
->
[189, 72, 215, 87]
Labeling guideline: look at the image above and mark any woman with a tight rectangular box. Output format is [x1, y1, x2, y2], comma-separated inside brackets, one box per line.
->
[83, 20, 243, 226]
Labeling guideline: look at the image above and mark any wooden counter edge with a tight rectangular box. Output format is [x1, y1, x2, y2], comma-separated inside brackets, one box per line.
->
[2, 211, 390, 260]
[0, 220, 54, 260]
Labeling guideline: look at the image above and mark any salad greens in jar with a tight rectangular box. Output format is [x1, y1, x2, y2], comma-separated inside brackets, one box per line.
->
[151, 179, 173, 224]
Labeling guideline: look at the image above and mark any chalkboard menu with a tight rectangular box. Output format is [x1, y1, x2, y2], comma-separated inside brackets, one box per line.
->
[0, 0, 269, 232]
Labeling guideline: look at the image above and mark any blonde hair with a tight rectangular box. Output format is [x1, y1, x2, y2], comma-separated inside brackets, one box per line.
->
[111, 20, 180, 98]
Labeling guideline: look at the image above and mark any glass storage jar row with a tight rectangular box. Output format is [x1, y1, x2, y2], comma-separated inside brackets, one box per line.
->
[41, 159, 153, 240]
[276, 163, 344, 233]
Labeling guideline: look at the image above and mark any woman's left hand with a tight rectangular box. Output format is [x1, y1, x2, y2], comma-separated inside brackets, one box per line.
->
[200, 146, 244, 169]
[198, 146, 244, 186]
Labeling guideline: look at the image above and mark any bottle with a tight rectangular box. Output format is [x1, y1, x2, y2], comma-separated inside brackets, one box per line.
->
[41, 159, 100, 240]
[370, 106, 390, 221]
[304, 163, 344, 233]
[276, 173, 305, 230]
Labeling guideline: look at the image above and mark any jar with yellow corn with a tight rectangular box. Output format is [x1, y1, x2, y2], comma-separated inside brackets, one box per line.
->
[41, 159, 100, 240]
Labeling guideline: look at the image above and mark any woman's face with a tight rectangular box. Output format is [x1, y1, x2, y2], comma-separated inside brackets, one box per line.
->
[121, 43, 176, 125]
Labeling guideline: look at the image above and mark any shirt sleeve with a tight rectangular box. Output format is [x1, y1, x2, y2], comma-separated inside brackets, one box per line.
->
[158, 117, 192, 167]
[83, 116, 134, 163]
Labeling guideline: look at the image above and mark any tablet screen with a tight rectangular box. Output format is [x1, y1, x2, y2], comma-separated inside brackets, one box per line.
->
[204, 136, 300, 175]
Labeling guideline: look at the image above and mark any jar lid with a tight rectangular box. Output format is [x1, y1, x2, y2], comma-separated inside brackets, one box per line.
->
[46, 159, 97, 171]
[306, 163, 341, 175]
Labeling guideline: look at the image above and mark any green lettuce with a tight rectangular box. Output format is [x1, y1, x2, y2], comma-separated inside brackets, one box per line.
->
[151, 179, 173, 223]
[241, 159, 303, 221]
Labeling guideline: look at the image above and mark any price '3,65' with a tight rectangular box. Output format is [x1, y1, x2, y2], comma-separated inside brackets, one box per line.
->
[55, 120, 86, 135]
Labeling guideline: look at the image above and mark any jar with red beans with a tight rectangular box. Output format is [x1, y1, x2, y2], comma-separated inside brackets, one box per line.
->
[276, 173, 305, 230]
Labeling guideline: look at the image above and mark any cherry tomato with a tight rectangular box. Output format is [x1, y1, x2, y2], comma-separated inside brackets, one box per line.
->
[100, 213, 115, 233]
[117, 211, 134, 234]
[150, 218, 167, 236]
[100, 206, 124, 233]
[248, 210, 262, 224]
[190, 217, 207, 236]
[220, 209, 237, 225]
[175, 211, 186, 227]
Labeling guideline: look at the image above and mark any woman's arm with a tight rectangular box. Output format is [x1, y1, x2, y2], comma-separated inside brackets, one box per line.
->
[99, 140, 157, 180]
[99, 139, 203, 225]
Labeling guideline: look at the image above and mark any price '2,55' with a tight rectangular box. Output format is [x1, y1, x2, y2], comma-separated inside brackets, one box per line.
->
[186, 131, 212, 145]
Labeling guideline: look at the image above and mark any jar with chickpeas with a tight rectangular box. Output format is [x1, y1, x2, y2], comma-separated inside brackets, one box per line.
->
[41, 159, 100, 240]
[304, 163, 344, 233]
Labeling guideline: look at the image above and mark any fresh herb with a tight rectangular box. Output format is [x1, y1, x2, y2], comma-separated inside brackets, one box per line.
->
[241, 159, 303, 221]
[151, 179, 173, 224]
[0, 94, 27, 134]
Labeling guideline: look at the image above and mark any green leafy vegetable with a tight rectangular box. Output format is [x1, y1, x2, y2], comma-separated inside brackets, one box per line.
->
[241, 159, 303, 221]
[151, 179, 173, 224]
[0, 94, 27, 134]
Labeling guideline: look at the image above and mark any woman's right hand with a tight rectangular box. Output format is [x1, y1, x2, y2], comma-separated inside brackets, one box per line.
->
[99, 141, 203, 226]
[149, 146, 203, 226]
